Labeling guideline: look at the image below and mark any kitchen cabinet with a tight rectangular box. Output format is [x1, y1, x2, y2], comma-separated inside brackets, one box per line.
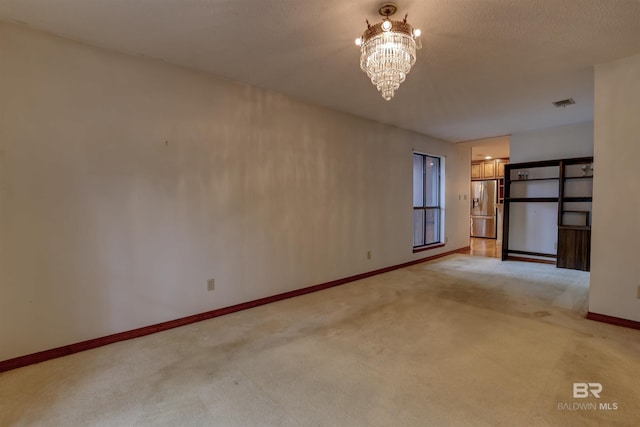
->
[496, 159, 509, 178]
[472, 158, 509, 180]
[471, 163, 483, 180]
[482, 161, 496, 179]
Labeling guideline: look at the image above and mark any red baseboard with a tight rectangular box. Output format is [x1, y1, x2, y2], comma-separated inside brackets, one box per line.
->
[0, 246, 469, 373]
[586, 311, 640, 330]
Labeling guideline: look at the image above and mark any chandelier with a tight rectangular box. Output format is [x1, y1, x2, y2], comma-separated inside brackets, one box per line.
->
[356, 3, 422, 101]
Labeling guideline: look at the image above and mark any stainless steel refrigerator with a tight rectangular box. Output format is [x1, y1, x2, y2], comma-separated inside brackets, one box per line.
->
[470, 180, 497, 238]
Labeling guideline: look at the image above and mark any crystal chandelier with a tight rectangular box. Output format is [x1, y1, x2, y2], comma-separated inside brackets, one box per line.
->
[356, 3, 422, 101]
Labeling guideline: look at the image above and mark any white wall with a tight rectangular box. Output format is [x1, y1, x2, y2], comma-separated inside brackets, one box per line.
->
[590, 52, 640, 322]
[510, 121, 594, 163]
[508, 123, 593, 256]
[0, 22, 470, 361]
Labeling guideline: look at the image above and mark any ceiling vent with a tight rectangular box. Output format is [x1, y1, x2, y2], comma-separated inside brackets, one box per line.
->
[553, 98, 576, 108]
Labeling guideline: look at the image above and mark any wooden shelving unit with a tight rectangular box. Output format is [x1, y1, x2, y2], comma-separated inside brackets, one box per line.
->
[501, 156, 594, 271]
[505, 197, 558, 203]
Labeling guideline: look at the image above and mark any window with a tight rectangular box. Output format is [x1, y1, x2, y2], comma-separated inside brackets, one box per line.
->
[413, 153, 443, 248]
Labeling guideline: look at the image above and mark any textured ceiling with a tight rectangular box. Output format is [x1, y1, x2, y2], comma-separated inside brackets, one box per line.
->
[2, 0, 640, 142]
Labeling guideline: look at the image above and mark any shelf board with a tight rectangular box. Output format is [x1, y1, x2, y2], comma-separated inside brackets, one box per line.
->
[558, 225, 592, 231]
[505, 197, 558, 203]
[562, 210, 590, 214]
[562, 158, 594, 165]
[507, 159, 561, 169]
[508, 249, 557, 258]
[564, 175, 593, 180]
[562, 197, 593, 202]
[509, 177, 558, 182]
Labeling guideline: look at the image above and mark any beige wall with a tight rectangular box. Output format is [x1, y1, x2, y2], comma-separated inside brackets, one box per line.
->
[590, 52, 640, 322]
[508, 122, 594, 256]
[510, 122, 594, 164]
[0, 22, 470, 361]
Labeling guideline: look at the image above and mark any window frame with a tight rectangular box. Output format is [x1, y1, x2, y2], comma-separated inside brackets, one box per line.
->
[413, 152, 445, 252]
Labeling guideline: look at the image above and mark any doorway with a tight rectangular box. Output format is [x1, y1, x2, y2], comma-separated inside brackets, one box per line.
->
[470, 237, 502, 258]
[459, 135, 511, 258]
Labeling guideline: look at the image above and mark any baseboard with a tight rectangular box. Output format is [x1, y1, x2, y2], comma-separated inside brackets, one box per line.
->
[0, 246, 469, 373]
[506, 256, 556, 265]
[586, 312, 640, 330]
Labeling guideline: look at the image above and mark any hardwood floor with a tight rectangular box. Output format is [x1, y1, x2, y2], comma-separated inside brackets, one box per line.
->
[469, 237, 502, 258]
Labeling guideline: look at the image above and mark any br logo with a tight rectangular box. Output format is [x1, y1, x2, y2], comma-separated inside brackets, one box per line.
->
[573, 383, 602, 398]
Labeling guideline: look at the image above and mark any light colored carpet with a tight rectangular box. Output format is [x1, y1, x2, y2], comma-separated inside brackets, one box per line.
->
[1, 254, 639, 426]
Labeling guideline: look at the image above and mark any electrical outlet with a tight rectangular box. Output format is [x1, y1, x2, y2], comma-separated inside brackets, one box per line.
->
[207, 278, 215, 291]
[554, 242, 557, 250]
[637, 285, 640, 299]
[367, 251, 371, 260]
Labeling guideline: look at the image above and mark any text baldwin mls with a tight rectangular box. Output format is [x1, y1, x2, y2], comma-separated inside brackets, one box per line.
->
[557, 383, 618, 411]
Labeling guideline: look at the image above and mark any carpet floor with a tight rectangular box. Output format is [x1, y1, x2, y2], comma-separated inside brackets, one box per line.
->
[1, 254, 639, 426]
